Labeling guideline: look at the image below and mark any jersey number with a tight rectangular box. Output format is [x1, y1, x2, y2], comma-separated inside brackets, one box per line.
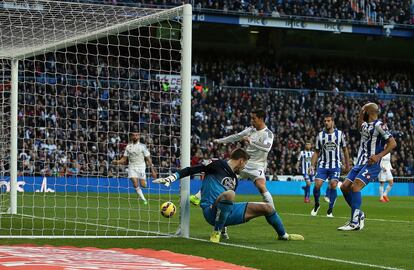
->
[362, 169, 369, 177]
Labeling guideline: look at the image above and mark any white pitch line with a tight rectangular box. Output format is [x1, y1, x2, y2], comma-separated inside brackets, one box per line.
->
[280, 212, 413, 224]
[3, 214, 409, 269]
[189, 237, 405, 270]
[0, 213, 178, 238]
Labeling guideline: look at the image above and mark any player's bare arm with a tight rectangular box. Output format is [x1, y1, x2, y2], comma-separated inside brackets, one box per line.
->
[145, 156, 157, 178]
[112, 156, 128, 165]
[310, 150, 319, 174]
[295, 156, 301, 172]
[358, 106, 366, 128]
[342, 146, 351, 172]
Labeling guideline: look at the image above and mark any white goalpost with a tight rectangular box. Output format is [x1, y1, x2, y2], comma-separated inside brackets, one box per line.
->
[0, 0, 191, 238]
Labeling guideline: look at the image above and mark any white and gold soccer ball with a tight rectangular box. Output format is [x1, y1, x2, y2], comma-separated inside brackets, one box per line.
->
[160, 201, 176, 218]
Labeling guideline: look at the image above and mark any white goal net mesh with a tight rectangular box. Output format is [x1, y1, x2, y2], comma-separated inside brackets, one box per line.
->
[0, 0, 188, 237]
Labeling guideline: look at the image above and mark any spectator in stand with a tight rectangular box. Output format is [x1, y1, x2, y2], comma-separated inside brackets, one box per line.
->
[6, 52, 413, 178]
[193, 56, 414, 95]
[189, 87, 413, 177]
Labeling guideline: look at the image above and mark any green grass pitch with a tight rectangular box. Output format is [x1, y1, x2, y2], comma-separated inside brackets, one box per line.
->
[1, 194, 413, 269]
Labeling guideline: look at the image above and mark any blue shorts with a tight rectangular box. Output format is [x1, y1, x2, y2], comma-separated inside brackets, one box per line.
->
[315, 168, 341, 181]
[202, 202, 248, 227]
[346, 164, 381, 185]
[303, 174, 314, 182]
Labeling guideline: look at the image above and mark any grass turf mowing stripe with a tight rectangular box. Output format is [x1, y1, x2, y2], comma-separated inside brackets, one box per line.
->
[189, 237, 405, 270]
[0, 213, 178, 238]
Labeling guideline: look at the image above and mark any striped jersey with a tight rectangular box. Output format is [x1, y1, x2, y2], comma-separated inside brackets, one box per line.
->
[356, 120, 392, 166]
[298, 150, 314, 175]
[215, 126, 273, 168]
[315, 129, 346, 169]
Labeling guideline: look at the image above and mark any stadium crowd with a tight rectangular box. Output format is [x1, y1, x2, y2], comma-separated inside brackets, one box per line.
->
[1, 53, 412, 179]
[190, 87, 414, 178]
[88, 0, 414, 26]
[193, 55, 414, 95]
[8, 58, 414, 179]
[11, 50, 182, 179]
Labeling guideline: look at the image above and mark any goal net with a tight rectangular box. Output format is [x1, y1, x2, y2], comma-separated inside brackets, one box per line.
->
[0, 0, 192, 238]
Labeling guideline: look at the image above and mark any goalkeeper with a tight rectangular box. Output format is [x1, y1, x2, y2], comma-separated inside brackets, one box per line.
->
[153, 148, 303, 243]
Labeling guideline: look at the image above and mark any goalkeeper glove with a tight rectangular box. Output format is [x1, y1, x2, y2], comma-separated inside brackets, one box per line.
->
[152, 173, 179, 187]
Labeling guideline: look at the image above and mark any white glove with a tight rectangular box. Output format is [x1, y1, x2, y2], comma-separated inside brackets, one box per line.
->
[152, 173, 179, 187]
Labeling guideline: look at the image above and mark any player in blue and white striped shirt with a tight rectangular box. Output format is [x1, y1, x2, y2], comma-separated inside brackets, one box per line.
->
[338, 103, 396, 231]
[310, 115, 350, 217]
[297, 142, 314, 203]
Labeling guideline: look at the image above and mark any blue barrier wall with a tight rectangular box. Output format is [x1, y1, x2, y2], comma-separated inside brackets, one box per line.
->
[5, 177, 413, 196]
[191, 180, 413, 196]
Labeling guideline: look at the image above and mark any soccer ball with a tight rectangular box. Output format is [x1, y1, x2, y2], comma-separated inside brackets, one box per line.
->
[160, 201, 176, 218]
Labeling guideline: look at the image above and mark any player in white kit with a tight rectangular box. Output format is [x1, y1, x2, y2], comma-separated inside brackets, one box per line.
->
[213, 109, 275, 209]
[190, 110, 274, 207]
[112, 132, 157, 205]
[379, 151, 393, 202]
[189, 110, 275, 239]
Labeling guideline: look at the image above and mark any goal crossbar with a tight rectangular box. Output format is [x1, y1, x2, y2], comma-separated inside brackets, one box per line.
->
[1, 0, 185, 59]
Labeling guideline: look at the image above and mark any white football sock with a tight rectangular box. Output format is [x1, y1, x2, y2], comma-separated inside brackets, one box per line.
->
[195, 190, 201, 199]
[262, 191, 275, 209]
[379, 185, 384, 199]
[136, 187, 146, 202]
[384, 185, 392, 196]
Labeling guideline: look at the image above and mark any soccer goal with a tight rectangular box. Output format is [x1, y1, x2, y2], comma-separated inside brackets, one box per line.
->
[0, 0, 191, 238]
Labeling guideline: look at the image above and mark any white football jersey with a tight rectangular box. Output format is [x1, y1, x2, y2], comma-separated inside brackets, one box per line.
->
[123, 142, 150, 169]
[380, 153, 392, 170]
[216, 126, 273, 168]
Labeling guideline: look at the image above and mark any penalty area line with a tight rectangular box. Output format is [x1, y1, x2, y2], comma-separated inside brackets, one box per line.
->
[189, 237, 405, 270]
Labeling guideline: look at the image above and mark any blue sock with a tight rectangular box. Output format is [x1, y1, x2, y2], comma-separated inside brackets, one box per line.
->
[265, 211, 286, 237]
[351, 191, 362, 223]
[343, 190, 352, 207]
[328, 188, 337, 211]
[214, 200, 234, 231]
[305, 186, 310, 199]
[325, 186, 330, 197]
[313, 187, 320, 203]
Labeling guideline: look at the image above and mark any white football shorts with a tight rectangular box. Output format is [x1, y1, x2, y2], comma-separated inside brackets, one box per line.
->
[379, 169, 393, 182]
[239, 163, 266, 182]
[127, 168, 146, 179]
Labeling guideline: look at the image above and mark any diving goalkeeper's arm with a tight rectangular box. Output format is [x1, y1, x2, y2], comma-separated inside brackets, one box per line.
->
[153, 164, 208, 187]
